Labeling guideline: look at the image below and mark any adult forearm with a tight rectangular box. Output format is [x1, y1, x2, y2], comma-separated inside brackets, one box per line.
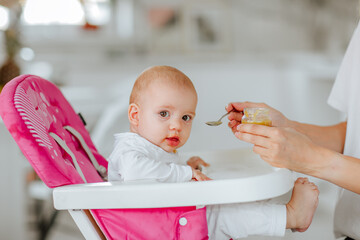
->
[288, 121, 346, 153]
[314, 147, 360, 194]
[282, 121, 359, 193]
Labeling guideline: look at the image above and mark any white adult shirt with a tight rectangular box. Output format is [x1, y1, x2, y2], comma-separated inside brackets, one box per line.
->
[328, 20, 360, 239]
[107, 132, 193, 183]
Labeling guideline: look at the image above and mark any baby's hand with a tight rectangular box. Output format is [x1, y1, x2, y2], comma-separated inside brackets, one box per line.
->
[187, 156, 210, 171]
[192, 168, 212, 181]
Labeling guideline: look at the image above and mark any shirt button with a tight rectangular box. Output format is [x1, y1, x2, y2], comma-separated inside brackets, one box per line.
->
[179, 217, 187, 226]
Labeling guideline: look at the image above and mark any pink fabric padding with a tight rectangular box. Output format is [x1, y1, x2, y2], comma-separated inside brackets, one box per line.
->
[0, 74, 107, 187]
[92, 207, 208, 240]
[0, 75, 208, 240]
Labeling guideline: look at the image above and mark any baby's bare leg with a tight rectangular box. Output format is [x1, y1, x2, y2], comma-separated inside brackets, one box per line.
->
[286, 177, 319, 232]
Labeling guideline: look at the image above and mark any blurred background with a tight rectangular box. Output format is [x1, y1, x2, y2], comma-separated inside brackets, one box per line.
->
[0, 0, 359, 239]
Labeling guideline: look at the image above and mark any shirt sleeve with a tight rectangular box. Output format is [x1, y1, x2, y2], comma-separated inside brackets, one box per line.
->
[120, 150, 193, 183]
[328, 20, 360, 113]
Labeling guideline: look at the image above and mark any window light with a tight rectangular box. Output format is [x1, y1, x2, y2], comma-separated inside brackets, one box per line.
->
[22, 0, 84, 25]
[0, 6, 10, 30]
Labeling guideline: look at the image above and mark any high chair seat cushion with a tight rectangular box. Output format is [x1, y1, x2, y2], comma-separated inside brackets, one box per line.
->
[92, 207, 208, 240]
[0, 74, 108, 187]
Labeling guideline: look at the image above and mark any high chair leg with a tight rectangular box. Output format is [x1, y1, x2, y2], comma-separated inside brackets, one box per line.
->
[68, 209, 106, 240]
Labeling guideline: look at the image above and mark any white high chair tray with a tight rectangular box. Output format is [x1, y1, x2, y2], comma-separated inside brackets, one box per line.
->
[54, 148, 294, 210]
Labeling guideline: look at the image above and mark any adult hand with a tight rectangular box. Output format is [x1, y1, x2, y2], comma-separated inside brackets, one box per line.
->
[235, 123, 319, 174]
[226, 102, 289, 133]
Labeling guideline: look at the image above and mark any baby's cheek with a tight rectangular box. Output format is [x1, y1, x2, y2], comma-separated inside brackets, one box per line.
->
[181, 136, 191, 147]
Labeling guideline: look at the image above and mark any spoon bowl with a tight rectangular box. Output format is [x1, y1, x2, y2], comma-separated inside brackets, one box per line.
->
[206, 110, 234, 126]
[206, 120, 223, 126]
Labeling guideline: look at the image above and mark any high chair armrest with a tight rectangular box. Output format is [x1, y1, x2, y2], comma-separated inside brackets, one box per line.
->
[53, 168, 293, 210]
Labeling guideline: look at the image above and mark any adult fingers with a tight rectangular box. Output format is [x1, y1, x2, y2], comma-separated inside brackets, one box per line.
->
[228, 120, 237, 128]
[237, 123, 274, 138]
[228, 120, 240, 133]
[225, 103, 234, 112]
[228, 111, 243, 122]
[234, 131, 272, 149]
[226, 102, 246, 114]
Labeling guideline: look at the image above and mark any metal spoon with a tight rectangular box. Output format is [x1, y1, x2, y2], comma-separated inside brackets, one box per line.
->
[206, 110, 234, 126]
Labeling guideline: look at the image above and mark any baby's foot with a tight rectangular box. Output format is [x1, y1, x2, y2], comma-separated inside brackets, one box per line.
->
[286, 177, 319, 232]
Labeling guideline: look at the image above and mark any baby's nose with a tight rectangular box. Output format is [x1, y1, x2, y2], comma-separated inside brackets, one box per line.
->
[169, 118, 182, 130]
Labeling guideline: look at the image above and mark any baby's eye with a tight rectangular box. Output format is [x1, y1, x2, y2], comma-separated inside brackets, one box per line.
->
[182, 115, 192, 121]
[159, 111, 170, 118]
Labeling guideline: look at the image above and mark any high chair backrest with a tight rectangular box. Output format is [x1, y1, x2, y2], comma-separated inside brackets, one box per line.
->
[0, 74, 108, 187]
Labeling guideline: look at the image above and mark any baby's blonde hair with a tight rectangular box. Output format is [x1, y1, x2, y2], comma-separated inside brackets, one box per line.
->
[129, 66, 197, 104]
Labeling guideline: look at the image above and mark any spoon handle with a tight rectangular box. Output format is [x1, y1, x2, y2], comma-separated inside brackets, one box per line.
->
[219, 109, 235, 121]
[219, 111, 231, 121]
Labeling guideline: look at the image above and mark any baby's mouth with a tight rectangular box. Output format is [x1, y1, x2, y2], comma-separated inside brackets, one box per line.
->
[166, 136, 180, 147]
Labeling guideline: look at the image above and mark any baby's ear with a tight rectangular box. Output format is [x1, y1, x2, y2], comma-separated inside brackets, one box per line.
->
[128, 103, 139, 126]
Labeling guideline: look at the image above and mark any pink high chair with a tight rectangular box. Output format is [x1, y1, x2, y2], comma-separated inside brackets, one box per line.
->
[0, 75, 293, 239]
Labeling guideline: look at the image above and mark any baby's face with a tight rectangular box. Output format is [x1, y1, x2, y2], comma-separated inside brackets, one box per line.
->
[136, 81, 197, 153]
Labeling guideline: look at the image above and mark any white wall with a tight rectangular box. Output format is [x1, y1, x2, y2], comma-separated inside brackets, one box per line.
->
[46, 53, 341, 157]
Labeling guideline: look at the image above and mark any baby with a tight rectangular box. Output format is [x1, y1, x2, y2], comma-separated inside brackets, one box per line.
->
[108, 65, 319, 239]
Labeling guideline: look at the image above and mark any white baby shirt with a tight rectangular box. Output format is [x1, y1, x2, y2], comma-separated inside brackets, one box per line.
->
[328, 20, 360, 239]
[107, 132, 193, 183]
